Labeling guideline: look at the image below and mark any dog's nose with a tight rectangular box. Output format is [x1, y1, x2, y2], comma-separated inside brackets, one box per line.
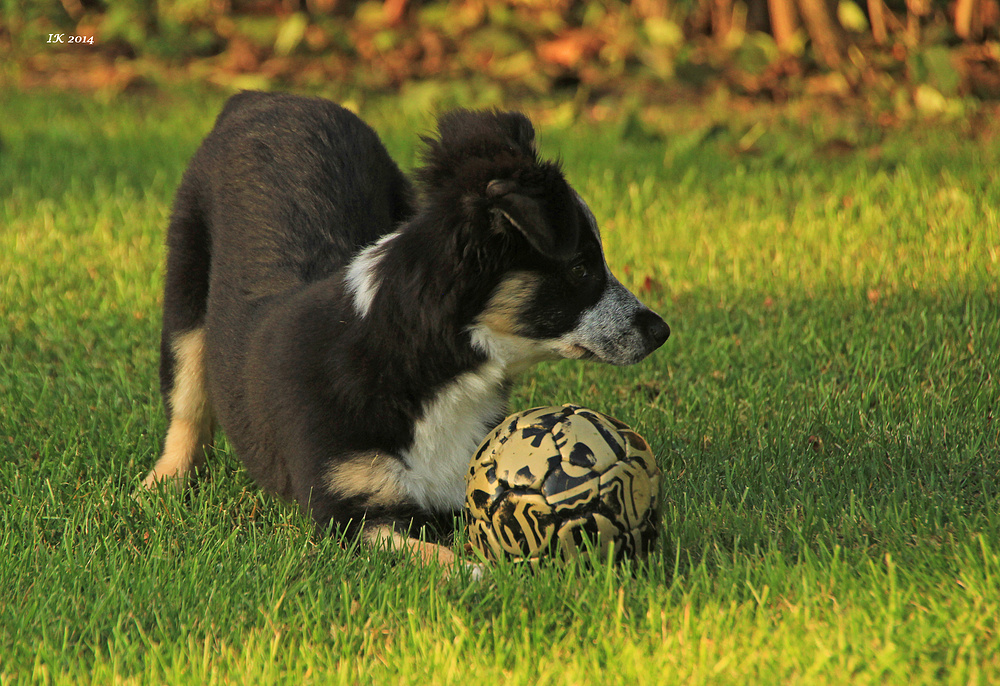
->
[635, 309, 670, 350]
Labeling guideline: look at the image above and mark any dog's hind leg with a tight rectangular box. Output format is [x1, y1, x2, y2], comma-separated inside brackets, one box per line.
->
[143, 185, 215, 490]
[143, 327, 214, 490]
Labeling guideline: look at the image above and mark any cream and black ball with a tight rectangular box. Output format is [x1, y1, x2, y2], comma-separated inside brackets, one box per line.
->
[465, 404, 662, 563]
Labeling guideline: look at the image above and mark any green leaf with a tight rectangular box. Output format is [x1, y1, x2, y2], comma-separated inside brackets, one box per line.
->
[909, 46, 961, 97]
[837, 0, 870, 32]
[274, 12, 309, 58]
[645, 18, 684, 49]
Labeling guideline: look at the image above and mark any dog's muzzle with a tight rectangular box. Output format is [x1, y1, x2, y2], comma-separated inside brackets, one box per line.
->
[562, 277, 671, 366]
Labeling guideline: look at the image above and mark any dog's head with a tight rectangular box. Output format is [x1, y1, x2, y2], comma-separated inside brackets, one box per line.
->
[419, 110, 669, 368]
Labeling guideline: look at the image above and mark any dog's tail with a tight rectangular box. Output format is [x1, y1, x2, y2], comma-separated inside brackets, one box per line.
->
[142, 176, 215, 490]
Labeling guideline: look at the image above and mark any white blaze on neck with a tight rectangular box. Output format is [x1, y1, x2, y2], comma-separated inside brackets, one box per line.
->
[400, 360, 508, 511]
[344, 232, 399, 317]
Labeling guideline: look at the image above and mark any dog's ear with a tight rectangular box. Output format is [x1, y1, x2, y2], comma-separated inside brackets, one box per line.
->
[486, 179, 579, 261]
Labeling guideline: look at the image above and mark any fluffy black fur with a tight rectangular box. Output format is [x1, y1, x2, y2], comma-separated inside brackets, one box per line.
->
[158, 91, 608, 542]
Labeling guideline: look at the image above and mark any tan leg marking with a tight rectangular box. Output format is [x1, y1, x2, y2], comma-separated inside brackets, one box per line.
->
[363, 525, 459, 567]
[322, 453, 408, 507]
[143, 328, 214, 490]
[326, 457, 482, 575]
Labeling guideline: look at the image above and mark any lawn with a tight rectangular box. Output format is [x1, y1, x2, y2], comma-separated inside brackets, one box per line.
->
[1, 87, 998, 684]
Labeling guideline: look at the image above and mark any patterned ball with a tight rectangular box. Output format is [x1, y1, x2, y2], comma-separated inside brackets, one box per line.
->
[465, 404, 661, 563]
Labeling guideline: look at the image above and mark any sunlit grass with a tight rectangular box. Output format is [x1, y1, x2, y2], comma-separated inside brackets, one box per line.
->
[1, 87, 998, 684]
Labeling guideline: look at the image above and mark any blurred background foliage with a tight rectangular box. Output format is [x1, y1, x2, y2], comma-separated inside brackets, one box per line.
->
[2, 0, 999, 112]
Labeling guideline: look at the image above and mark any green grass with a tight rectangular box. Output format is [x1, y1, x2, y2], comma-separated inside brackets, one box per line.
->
[1, 87, 998, 684]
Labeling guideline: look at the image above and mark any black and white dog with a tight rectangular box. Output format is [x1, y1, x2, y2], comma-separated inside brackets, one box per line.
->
[142, 91, 669, 568]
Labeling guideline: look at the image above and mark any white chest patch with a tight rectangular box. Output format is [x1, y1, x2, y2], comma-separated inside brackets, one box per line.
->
[400, 361, 508, 511]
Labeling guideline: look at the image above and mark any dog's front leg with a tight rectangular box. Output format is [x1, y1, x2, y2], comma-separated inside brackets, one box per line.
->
[363, 526, 486, 580]
[320, 453, 482, 577]
[363, 525, 457, 566]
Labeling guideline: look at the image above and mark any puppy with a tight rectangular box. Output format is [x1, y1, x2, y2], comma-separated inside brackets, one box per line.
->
[142, 91, 669, 569]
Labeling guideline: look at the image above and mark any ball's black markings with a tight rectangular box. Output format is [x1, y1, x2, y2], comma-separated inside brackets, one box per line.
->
[465, 404, 662, 563]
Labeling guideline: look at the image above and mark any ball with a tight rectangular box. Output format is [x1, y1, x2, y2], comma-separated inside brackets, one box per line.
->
[465, 404, 661, 563]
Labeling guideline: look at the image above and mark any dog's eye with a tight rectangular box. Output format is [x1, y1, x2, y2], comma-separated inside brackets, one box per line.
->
[569, 263, 588, 281]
